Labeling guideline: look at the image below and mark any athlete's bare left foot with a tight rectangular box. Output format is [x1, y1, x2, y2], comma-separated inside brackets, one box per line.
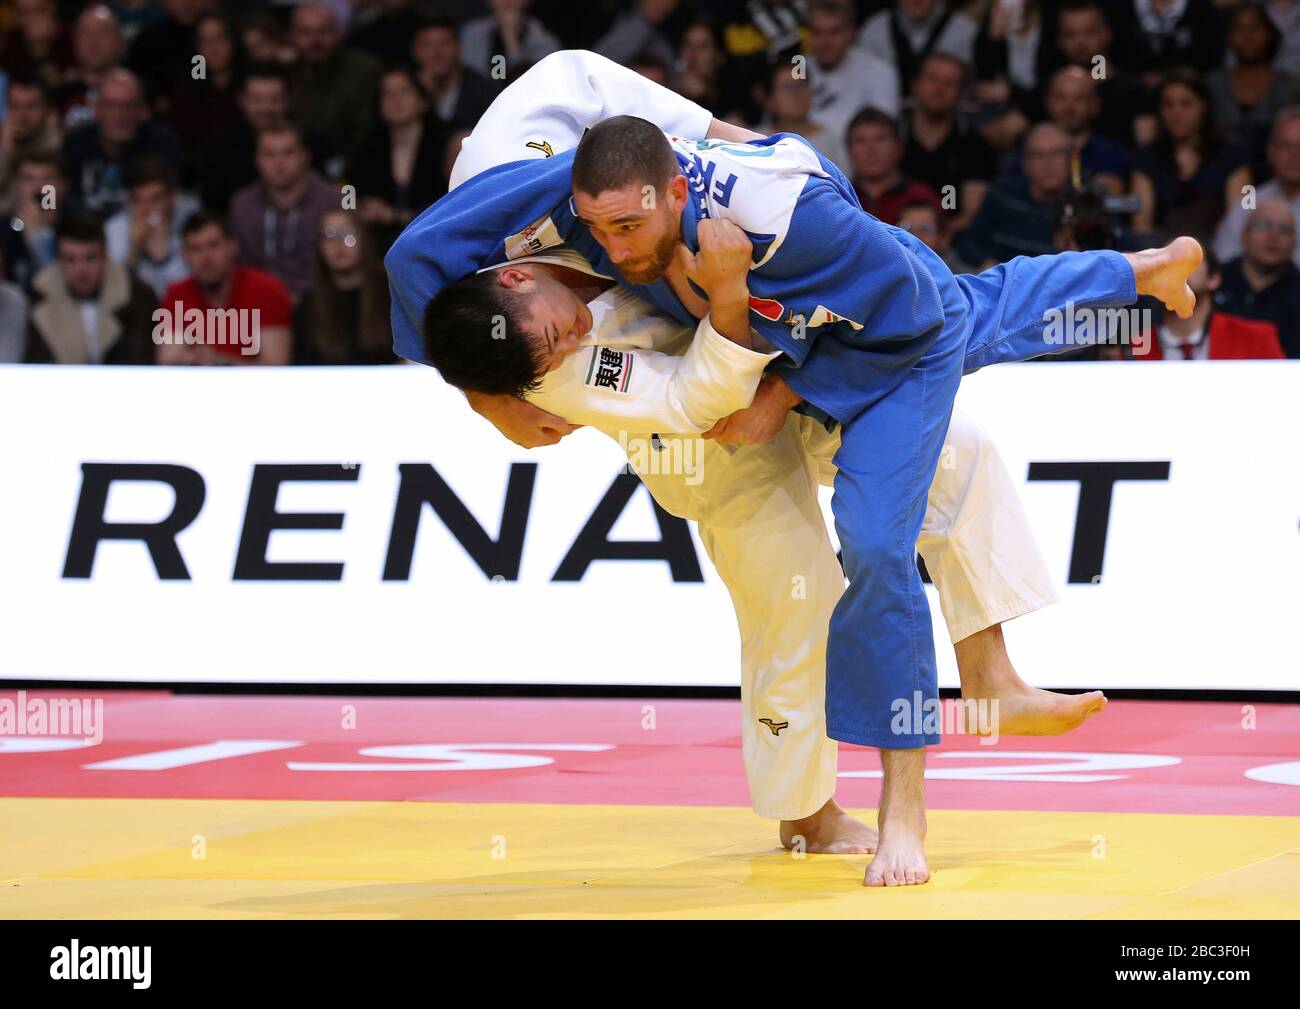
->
[1125, 236, 1202, 319]
[780, 798, 877, 854]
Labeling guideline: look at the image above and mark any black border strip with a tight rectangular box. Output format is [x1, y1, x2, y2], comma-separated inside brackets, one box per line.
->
[0, 678, 1296, 703]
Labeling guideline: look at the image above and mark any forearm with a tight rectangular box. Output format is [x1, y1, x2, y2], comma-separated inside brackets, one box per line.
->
[708, 280, 753, 349]
[706, 118, 765, 143]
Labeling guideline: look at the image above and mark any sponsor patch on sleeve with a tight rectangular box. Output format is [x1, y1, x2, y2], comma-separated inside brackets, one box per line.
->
[583, 347, 634, 393]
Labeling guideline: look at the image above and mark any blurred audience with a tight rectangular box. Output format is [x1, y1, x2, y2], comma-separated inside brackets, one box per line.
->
[1215, 107, 1300, 267]
[1214, 198, 1300, 356]
[293, 209, 395, 364]
[105, 155, 199, 297]
[158, 210, 291, 364]
[847, 107, 943, 226]
[230, 123, 339, 299]
[25, 213, 156, 364]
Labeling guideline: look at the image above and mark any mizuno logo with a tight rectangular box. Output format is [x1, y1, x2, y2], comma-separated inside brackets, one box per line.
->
[526, 140, 554, 157]
[759, 718, 789, 736]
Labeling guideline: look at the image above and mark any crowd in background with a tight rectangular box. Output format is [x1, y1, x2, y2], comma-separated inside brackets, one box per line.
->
[0, 0, 1298, 365]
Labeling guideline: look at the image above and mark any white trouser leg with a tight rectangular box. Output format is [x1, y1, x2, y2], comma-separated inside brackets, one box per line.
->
[633, 418, 841, 821]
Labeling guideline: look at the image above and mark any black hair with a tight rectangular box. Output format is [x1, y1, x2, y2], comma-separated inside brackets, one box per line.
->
[124, 155, 178, 192]
[181, 209, 232, 239]
[572, 115, 678, 199]
[55, 214, 106, 247]
[422, 270, 542, 397]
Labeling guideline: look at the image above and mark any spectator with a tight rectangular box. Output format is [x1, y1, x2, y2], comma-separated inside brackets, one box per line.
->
[348, 0, 426, 65]
[898, 197, 972, 273]
[104, 155, 199, 299]
[675, 20, 750, 124]
[293, 209, 395, 364]
[289, 2, 381, 171]
[594, 0, 684, 73]
[1216, 107, 1300, 268]
[1206, 4, 1300, 167]
[0, 249, 28, 362]
[846, 107, 943, 226]
[0, 0, 74, 89]
[955, 121, 1073, 266]
[167, 12, 242, 155]
[125, 0, 204, 104]
[806, 0, 900, 153]
[238, 10, 293, 64]
[0, 150, 61, 292]
[1214, 199, 1300, 357]
[1132, 248, 1285, 359]
[158, 210, 292, 365]
[1267, 0, 1300, 78]
[460, 0, 561, 81]
[972, 0, 1052, 151]
[197, 62, 293, 213]
[756, 62, 848, 173]
[901, 52, 997, 232]
[858, 0, 979, 99]
[24, 213, 156, 364]
[61, 68, 181, 218]
[349, 67, 451, 251]
[230, 123, 340, 300]
[629, 50, 671, 87]
[59, 4, 126, 130]
[1131, 69, 1251, 237]
[0, 75, 62, 195]
[411, 14, 498, 132]
[1039, 65, 1132, 196]
[1052, 0, 1156, 149]
[1112, 0, 1225, 85]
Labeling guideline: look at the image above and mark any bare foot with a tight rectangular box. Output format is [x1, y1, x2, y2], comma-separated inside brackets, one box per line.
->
[970, 684, 1108, 736]
[780, 798, 877, 854]
[956, 624, 1107, 736]
[1125, 236, 1202, 319]
[865, 813, 929, 887]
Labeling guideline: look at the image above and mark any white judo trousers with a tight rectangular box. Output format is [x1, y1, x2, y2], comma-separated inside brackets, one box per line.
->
[633, 411, 1058, 821]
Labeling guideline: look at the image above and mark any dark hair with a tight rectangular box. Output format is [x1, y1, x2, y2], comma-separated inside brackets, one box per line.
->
[181, 209, 231, 239]
[55, 214, 106, 247]
[12, 149, 62, 176]
[572, 116, 679, 199]
[256, 121, 308, 151]
[124, 155, 178, 192]
[915, 50, 969, 87]
[413, 12, 459, 40]
[1153, 68, 1224, 163]
[422, 270, 541, 396]
[6, 73, 55, 106]
[846, 105, 900, 141]
[1058, 0, 1109, 24]
[630, 50, 670, 79]
[239, 59, 290, 93]
[1226, 3, 1281, 63]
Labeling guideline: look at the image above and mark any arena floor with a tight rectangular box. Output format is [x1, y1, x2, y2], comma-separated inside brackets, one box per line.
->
[1, 692, 1297, 919]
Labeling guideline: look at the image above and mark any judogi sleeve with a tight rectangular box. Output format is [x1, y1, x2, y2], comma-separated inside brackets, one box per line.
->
[528, 317, 780, 434]
[451, 49, 714, 188]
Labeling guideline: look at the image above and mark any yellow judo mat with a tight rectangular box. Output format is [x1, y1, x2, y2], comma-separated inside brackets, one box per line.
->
[2, 798, 1296, 919]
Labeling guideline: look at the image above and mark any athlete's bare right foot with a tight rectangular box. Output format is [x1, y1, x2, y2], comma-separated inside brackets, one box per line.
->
[780, 798, 878, 854]
[972, 683, 1108, 736]
[1125, 236, 1203, 319]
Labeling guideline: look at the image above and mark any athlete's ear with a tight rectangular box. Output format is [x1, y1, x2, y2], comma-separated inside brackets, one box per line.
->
[666, 173, 688, 211]
[497, 266, 534, 289]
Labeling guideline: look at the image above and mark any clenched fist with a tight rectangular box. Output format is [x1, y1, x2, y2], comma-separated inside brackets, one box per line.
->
[677, 218, 753, 299]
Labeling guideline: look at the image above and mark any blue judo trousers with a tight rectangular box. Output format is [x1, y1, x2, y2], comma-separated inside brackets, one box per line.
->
[386, 135, 1138, 749]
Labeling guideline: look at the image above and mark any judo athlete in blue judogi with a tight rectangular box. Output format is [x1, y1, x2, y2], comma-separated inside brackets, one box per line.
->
[386, 51, 1201, 884]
